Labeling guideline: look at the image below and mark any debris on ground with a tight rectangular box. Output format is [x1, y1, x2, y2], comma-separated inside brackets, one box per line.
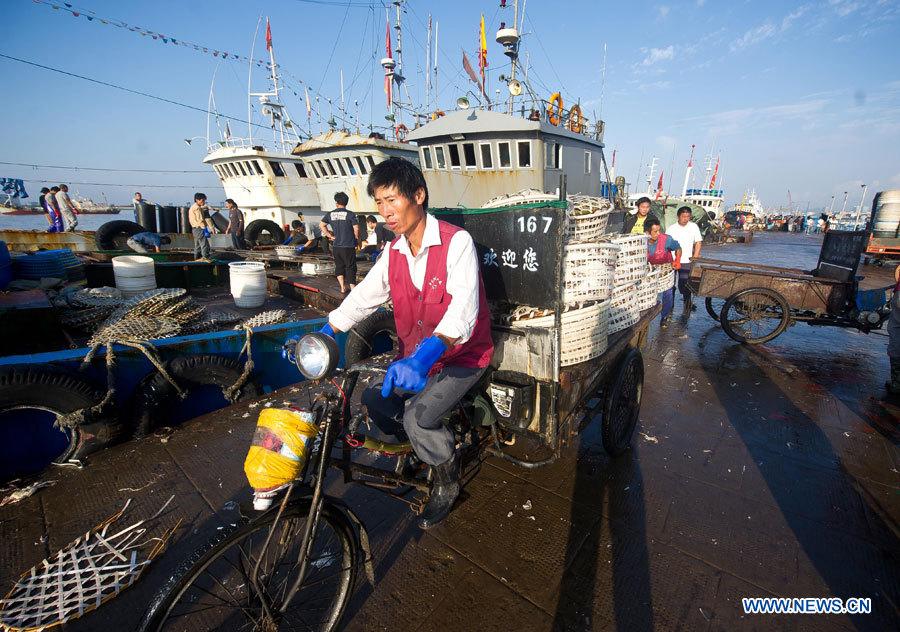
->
[1, 480, 56, 506]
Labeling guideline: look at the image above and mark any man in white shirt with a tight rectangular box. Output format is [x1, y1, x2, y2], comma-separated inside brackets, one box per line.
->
[319, 157, 494, 529]
[665, 206, 703, 310]
[55, 184, 78, 231]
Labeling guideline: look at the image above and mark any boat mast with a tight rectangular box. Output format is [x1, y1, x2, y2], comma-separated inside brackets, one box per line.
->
[497, 0, 522, 115]
[247, 17, 263, 145]
[645, 156, 658, 195]
[425, 14, 432, 112]
[681, 143, 695, 197]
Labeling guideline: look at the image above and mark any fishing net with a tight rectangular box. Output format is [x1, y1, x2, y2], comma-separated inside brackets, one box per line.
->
[235, 309, 289, 330]
[59, 306, 116, 332]
[0, 497, 178, 632]
[89, 316, 182, 346]
[70, 287, 125, 308]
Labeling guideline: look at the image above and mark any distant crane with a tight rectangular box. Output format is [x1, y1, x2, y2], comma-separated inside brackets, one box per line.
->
[787, 189, 793, 214]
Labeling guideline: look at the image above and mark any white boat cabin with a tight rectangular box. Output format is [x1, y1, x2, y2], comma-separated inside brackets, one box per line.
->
[406, 109, 606, 208]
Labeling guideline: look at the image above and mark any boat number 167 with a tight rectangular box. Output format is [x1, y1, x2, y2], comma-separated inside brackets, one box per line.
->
[517, 216, 553, 234]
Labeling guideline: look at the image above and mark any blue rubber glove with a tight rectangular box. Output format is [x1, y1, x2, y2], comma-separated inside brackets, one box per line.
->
[296, 245, 306, 253]
[381, 336, 447, 397]
[319, 322, 335, 338]
[202, 227, 211, 238]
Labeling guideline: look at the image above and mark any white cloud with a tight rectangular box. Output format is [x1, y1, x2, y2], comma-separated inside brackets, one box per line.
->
[640, 45, 674, 66]
[782, 4, 811, 30]
[730, 22, 777, 51]
[830, 0, 862, 17]
[696, 0, 707, 6]
[680, 97, 832, 135]
[657, 5, 671, 19]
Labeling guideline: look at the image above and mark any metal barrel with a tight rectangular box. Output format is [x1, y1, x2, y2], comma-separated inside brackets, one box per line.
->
[871, 190, 900, 238]
[158, 206, 178, 233]
[178, 206, 191, 234]
[136, 202, 157, 232]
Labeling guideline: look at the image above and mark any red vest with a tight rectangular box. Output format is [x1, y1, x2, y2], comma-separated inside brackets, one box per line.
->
[388, 220, 494, 375]
[647, 233, 673, 265]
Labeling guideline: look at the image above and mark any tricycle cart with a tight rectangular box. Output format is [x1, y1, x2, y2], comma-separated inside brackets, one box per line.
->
[691, 231, 892, 344]
[140, 200, 658, 631]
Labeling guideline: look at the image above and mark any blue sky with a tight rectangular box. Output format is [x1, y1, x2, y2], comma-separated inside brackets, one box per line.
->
[3, 0, 899, 210]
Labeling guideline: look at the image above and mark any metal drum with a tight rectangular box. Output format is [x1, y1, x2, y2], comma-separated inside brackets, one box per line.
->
[871, 190, 900, 238]
[136, 202, 157, 232]
[158, 206, 178, 233]
[178, 206, 191, 234]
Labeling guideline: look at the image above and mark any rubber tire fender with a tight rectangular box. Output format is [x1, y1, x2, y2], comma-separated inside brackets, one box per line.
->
[0, 366, 123, 467]
[244, 219, 285, 247]
[344, 309, 398, 367]
[138, 497, 361, 632]
[95, 219, 145, 250]
[131, 354, 260, 437]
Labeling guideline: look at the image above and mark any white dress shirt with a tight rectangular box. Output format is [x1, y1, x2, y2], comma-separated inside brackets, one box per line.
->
[329, 213, 480, 344]
[666, 221, 702, 264]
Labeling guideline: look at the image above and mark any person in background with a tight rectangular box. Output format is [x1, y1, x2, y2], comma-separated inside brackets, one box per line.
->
[623, 196, 656, 235]
[38, 187, 54, 230]
[45, 186, 64, 232]
[188, 192, 216, 260]
[224, 198, 245, 250]
[887, 264, 900, 396]
[126, 231, 171, 253]
[665, 206, 703, 311]
[132, 192, 147, 223]
[644, 216, 682, 327]
[320, 191, 360, 293]
[361, 214, 395, 256]
[284, 220, 308, 245]
[55, 184, 79, 231]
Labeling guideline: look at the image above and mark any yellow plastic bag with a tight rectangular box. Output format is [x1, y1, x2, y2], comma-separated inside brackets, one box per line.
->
[244, 408, 319, 493]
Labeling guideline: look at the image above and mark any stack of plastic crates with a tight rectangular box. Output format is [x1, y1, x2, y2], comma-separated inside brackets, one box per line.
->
[653, 263, 676, 292]
[566, 195, 612, 244]
[610, 235, 649, 286]
[511, 301, 610, 366]
[636, 274, 658, 311]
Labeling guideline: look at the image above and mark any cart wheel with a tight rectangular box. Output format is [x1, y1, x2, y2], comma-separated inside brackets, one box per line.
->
[601, 349, 644, 457]
[705, 297, 725, 323]
[719, 288, 790, 344]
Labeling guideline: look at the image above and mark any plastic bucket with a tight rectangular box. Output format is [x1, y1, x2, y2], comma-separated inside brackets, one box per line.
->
[113, 255, 157, 297]
[229, 261, 267, 308]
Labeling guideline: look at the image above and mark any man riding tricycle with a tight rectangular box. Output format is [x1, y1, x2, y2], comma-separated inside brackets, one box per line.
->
[139, 159, 654, 631]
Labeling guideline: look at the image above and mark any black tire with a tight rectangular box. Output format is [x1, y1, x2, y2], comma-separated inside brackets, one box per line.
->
[705, 297, 725, 322]
[0, 367, 120, 478]
[244, 219, 285, 247]
[601, 349, 644, 457]
[131, 355, 260, 437]
[139, 499, 359, 632]
[720, 288, 790, 345]
[95, 219, 145, 251]
[344, 309, 398, 367]
[209, 211, 229, 233]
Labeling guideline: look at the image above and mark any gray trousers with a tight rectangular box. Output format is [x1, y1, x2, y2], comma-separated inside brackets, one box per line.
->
[889, 288, 900, 359]
[361, 365, 486, 466]
[60, 206, 77, 231]
[192, 227, 210, 259]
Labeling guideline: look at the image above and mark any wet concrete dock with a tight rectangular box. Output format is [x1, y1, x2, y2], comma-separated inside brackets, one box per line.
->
[1, 231, 897, 631]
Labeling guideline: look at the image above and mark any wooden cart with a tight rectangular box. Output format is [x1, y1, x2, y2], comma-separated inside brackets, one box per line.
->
[690, 231, 891, 344]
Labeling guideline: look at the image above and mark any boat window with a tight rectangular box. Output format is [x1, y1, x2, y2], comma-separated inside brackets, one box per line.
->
[545, 142, 555, 168]
[325, 160, 336, 177]
[435, 145, 447, 169]
[366, 156, 376, 171]
[244, 161, 255, 176]
[269, 161, 286, 177]
[234, 162, 245, 176]
[214, 165, 224, 178]
[584, 151, 591, 175]
[448, 144, 461, 169]
[355, 156, 367, 175]
[294, 162, 307, 178]
[253, 160, 264, 175]
[422, 147, 433, 170]
[479, 143, 493, 169]
[498, 142, 511, 168]
[462, 143, 477, 168]
[555, 144, 562, 168]
[345, 158, 357, 176]
[517, 141, 531, 168]
[309, 161, 321, 178]
[227, 163, 238, 177]
[334, 158, 347, 177]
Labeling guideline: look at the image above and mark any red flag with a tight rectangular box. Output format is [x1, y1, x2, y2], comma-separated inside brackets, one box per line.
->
[265, 19, 272, 51]
[708, 156, 719, 188]
[385, 19, 392, 59]
[655, 170, 664, 199]
[462, 51, 480, 86]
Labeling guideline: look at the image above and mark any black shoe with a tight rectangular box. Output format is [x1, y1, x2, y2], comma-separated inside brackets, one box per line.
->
[417, 453, 460, 530]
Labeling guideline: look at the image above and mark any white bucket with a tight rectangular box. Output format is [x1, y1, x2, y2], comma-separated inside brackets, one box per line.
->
[112, 255, 156, 298]
[229, 261, 267, 308]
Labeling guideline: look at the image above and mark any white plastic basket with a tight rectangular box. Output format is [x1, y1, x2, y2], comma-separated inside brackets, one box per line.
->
[609, 282, 640, 333]
[609, 234, 649, 287]
[566, 196, 612, 244]
[636, 276, 658, 311]
[512, 300, 609, 366]
[650, 263, 675, 292]
[481, 188, 557, 209]
[274, 245, 299, 260]
[562, 243, 618, 304]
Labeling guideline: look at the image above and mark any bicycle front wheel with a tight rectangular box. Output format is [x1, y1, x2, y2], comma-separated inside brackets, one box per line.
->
[140, 500, 359, 632]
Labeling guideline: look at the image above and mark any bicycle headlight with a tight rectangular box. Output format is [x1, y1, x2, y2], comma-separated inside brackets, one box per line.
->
[295, 332, 339, 380]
